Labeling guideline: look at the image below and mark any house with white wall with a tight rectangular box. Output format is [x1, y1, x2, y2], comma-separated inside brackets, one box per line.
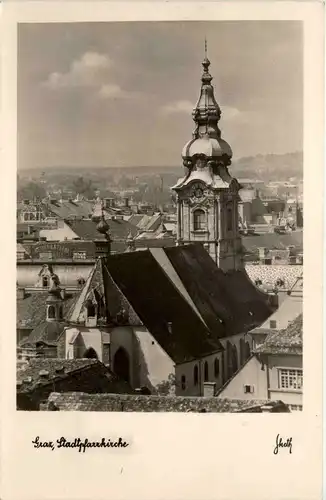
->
[216, 314, 303, 411]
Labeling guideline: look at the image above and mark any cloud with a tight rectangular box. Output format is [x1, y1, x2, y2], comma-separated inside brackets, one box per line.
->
[43, 51, 112, 89]
[160, 100, 194, 116]
[160, 101, 243, 123]
[221, 106, 241, 120]
[98, 84, 141, 100]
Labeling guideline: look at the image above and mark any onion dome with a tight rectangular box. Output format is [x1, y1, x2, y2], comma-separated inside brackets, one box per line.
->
[96, 217, 110, 235]
[182, 40, 232, 164]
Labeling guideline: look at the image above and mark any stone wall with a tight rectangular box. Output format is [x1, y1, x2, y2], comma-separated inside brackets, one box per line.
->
[43, 392, 290, 413]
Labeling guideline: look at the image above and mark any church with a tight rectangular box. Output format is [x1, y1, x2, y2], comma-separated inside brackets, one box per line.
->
[18, 51, 275, 397]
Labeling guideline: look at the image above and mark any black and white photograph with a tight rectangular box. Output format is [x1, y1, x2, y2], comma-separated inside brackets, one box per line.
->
[16, 20, 305, 413]
[0, 2, 323, 500]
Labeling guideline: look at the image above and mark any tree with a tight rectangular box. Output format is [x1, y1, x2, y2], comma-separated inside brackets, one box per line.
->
[71, 177, 95, 199]
[155, 373, 178, 396]
[17, 181, 46, 201]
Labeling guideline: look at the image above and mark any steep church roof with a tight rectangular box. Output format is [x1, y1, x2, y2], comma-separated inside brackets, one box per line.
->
[103, 249, 224, 364]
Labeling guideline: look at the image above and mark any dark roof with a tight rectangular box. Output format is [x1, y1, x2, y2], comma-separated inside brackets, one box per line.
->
[242, 231, 303, 253]
[134, 237, 176, 249]
[164, 244, 274, 336]
[103, 250, 223, 363]
[21, 320, 67, 347]
[255, 314, 303, 355]
[45, 392, 290, 413]
[66, 218, 138, 242]
[17, 359, 131, 395]
[46, 200, 95, 219]
[17, 291, 77, 329]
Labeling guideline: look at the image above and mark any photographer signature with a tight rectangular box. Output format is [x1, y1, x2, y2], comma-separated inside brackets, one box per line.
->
[273, 434, 293, 455]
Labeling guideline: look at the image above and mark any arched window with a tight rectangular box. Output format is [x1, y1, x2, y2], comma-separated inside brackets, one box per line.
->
[193, 209, 206, 231]
[113, 347, 130, 383]
[83, 347, 98, 359]
[47, 305, 55, 319]
[193, 365, 199, 386]
[42, 276, 49, 287]
[24, 213, 29, 221]
[232, 345, 238, 374]
[204, 361, 209, 382]
[87, 303, 96, 318]
[181, 375, 186, 391]
[59, 306, 64, 320]
[227, 204, 233, 231]
[245, 341, 251, 360]
[214, 358, 220, 378]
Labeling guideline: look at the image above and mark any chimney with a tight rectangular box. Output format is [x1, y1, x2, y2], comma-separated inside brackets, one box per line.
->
[258, 247, 267, 260]
[17, 287, 26, 300]
[203, 382, 216, 398]
[123, 197, 130, 208]
[39, 370, 50, 379]
[55, 366, 65, 375]
[104, 198, 115, 209]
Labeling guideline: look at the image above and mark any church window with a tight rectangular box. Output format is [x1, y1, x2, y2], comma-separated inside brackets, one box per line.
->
[47, 305, 55, 319]
[193, 209, 206, 231]
[42, 276, 49, 287]
[59, 306, 64, 320]
[204, 361, 209, 381]
[193, 364, 199, 386]
[227, 204, 233, 231]
[214, 358, 220, 378]
[181, 375, 186, 391]
[87, 303, 96, 318]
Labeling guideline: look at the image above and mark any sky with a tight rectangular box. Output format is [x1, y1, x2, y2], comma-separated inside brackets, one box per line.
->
[17, 21, 303, 170]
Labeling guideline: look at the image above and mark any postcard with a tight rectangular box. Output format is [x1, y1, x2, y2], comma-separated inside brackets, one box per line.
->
[0, 1, 323, 499]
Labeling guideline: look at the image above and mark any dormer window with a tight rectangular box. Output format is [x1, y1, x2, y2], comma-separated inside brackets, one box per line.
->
[42, 276, 49, 288]
[47, 305, 56, 320]
[193, 209, 206, 231]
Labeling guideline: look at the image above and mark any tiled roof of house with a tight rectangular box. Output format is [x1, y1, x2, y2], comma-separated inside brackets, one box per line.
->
[17, 359, 131, 395]
[17, 291, 77, 329]
[128, 214, 163, 232]
[20, 320, 68, 347]
[103, 249, 223, 363]
[46, 200, 95, 219]
[164, 244, 274, 336]
[242, 231, 303, 253]
[255, 314, 303, 355]
[45, 392, 290, 413]
[245, 264, 302, 290]
[66, 218, 138, 242]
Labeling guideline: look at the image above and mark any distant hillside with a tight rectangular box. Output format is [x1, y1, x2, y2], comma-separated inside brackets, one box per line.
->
[18, 152, 303, 182]
[231, 152, 303, 181]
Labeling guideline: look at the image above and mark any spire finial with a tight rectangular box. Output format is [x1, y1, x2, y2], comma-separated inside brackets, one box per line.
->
[205, 37, 207, 59]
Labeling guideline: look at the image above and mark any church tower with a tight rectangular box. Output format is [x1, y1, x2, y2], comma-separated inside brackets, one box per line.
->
[172, 43, 243, 271]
